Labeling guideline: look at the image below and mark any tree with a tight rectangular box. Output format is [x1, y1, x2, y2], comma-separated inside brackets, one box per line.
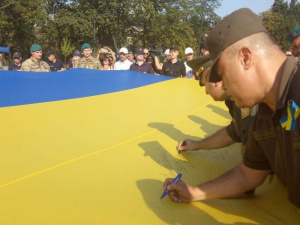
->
[0, 0, 47, 58]
[61, 38, 74, 66]
[0, 0, 223, 60]
[260, 0, 300, 50]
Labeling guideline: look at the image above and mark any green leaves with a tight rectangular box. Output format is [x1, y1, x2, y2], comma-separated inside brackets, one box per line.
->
[61, 38, 75, 65]
[260, 0, 300, 50]
[0, 0, 221, 59]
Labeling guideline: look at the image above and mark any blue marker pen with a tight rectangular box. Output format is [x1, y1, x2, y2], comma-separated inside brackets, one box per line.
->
[160, 173, 182, 199]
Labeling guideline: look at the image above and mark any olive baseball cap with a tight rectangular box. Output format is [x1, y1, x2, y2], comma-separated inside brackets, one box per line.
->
[30, 44, 42, 52]
[206, 8, 267, 83]
[288, 25, 300, 43]
[187, 55, 213, 86]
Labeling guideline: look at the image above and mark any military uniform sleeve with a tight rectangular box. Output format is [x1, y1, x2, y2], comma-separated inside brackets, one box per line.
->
[96, 60, 102, 70]
[40, 61, 51, 72]
[21, 60, 31, 71]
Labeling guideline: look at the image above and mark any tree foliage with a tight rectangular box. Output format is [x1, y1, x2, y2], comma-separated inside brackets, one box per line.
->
[260, 0, 300, 50]
[0, 0, 221, 60]
[61, 38, 75, 65]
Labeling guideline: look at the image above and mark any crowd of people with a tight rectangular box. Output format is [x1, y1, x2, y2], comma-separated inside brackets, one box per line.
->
[0, 41, 213, 79]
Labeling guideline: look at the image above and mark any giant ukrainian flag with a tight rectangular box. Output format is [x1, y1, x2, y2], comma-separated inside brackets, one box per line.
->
[0, 69, 298, 224]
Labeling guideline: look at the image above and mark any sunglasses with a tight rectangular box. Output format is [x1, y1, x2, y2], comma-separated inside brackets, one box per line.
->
[144, 53, 149, 55]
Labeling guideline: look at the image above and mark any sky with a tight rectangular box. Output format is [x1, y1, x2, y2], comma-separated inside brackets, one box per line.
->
[215, 0, 284, 17]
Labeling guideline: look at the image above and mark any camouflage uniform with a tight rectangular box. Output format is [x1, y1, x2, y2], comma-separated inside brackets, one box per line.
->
[21, 57, 50, 72]
[76, 57, 102, 70]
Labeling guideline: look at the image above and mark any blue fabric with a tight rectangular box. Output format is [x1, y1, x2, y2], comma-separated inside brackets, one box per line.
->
[0, 68, 173, 108]
[0, 47, 9, 53]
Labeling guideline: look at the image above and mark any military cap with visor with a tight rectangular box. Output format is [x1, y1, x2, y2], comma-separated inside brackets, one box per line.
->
[206, 8, 267, 83]
[187, 55, 213, 86]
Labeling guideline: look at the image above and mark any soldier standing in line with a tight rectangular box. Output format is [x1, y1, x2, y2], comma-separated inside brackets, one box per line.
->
[76, 43, 102, 70]
[21, 44, 50, 72]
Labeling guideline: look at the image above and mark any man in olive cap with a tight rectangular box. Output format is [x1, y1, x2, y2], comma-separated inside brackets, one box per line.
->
[21, 44, 50, 72]
[164, 8, 300, 211]
[178, 55, 257, 165]
[288, 25, 300, 62]
[75, 43, 102, 70]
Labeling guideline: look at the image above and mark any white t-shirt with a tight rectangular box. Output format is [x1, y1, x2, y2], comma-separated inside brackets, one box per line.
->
[184, 61, 193, 78]
[114, 59, 132, 70]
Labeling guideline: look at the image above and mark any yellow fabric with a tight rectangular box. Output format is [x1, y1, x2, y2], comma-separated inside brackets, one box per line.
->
[0, 79, 299, 224]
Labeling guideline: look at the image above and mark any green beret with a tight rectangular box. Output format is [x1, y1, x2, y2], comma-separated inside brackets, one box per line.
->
[288, 26, 300, 43]
[187, 55, 213, 86]
[30, 44, 42, 52]
[81, 43, 91, 51]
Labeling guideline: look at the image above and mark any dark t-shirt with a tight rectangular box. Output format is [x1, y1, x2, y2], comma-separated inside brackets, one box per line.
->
[8, 63, 22, 71]
[67, 60, 73, 69]
[47, 59, 64, 71]
[162, 60, 186, 77]
[244, 57, 300, 208]
[130, 62, 154, 74]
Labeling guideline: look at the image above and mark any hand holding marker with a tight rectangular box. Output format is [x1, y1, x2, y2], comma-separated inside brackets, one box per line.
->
[160, 173, 182, 199]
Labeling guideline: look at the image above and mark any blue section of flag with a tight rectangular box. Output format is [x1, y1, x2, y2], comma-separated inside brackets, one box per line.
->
[0, 69, 173, 108]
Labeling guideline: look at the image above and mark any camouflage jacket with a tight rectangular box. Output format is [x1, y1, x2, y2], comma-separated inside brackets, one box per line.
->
[76, 57, 102, 70]
[21, 57, 50, 72]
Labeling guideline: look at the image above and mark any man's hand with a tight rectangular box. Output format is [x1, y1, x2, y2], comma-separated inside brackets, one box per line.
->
[163, 178, 201, 203]
[177, 139, 199, 153]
